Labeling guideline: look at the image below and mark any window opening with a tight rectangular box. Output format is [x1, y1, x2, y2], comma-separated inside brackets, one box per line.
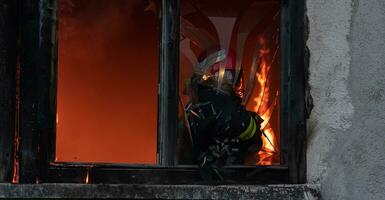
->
[56, 0, 159, 164]
[177, 0, 281, 179]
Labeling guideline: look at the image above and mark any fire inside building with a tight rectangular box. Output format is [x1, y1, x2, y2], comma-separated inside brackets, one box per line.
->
[57, 0, 282, 180]
[1, 0, 384, 199]
[0, 0, 308, 198]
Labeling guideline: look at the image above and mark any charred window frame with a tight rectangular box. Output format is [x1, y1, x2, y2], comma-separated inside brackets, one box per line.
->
[2, 0, 306, 184]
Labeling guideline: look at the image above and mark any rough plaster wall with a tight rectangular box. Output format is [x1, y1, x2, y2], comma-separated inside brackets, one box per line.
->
[307, 0, 385, 199]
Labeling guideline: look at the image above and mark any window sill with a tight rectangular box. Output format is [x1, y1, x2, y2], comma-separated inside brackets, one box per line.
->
[0, 183, 320, 199]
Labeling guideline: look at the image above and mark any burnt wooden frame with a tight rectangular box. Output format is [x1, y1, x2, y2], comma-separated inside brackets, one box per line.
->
[8, 0, 307, 184]
[0, 0, 18, 183]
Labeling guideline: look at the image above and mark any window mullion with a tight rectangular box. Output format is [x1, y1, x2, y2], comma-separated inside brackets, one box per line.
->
[158, 0, 180, 166]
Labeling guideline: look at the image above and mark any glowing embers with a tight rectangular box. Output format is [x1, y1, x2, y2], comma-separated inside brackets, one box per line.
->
[179, 0, 280, 166]
[85, 168, 90, 184]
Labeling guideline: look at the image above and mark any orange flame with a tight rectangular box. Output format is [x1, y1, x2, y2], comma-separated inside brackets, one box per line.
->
[247, 36, 280, 165]
[261, 128, 277, 153]
[260, 91, 279, 130]
[253, 58, 269, 110]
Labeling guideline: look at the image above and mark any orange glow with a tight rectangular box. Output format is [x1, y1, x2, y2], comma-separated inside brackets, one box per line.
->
[11, 133, 19, 184]
[56, 0, 159, 164]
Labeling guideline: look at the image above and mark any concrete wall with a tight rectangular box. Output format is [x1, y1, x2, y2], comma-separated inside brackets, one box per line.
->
[307, 0, 385, 199]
